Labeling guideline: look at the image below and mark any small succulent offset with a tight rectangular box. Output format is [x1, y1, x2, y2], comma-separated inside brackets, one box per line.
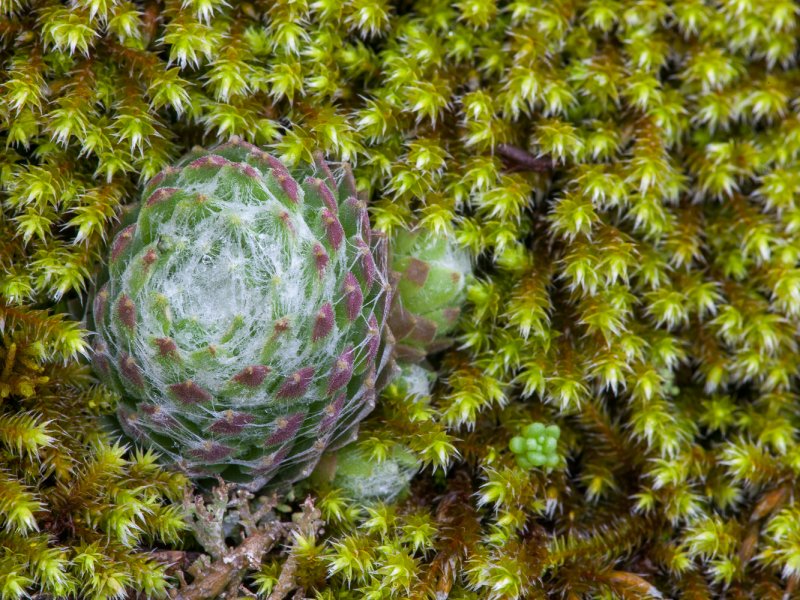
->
[328, 442, 419, 503]
[509, 423, 561, 470]
[390, 361, 437, 399]
[91, 137, 393, 490]
[310, 363, 433, 502]
[388, 227, 472, 361]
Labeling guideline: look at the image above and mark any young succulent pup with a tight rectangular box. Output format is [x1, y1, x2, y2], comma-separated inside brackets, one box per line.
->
[388, 226, 473, 362]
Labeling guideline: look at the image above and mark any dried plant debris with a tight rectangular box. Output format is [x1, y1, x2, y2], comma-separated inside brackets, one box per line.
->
[171, 480, 322, 600]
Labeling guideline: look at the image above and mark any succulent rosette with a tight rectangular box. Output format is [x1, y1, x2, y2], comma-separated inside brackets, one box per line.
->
[388, 227, 472, 361]
[390, 362, 437, 399]
[329, 443, 418, 503]
[509, 422, 561, 470]
[309, 362, 433, 502]
[91, 137, 394, 490]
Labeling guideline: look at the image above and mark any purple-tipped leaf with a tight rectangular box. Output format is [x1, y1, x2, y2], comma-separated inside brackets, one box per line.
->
[189, 441, 234, 462]
[342, 272, 363, 322]
[276, 367, 315, 398]
[312, 303, 334, 342]
[232, 365, 271, 387]
[266, 412, 304, 446]
[322, 209, 344, 250]
[168, 381, 212, 404]
[111, 225, 136, 262]
[209, 411, 255, 434]
[327, 346, 354, 393]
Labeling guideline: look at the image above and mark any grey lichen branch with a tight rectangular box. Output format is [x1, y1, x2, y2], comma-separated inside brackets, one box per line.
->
[169, 479, 292, 600]
[266, 497, 324, 600]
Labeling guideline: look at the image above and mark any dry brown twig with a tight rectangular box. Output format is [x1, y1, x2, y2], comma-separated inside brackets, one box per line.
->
[495, 143, 556, 173]
[166, 478, 321, 600]
[266, 499, 323, 600]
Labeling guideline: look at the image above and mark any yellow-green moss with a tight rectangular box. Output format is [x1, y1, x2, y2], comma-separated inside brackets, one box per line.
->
[2, 0, 800, 597]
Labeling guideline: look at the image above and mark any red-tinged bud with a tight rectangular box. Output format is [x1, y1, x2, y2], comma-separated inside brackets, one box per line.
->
[361, 211, 372, 245]
[308, 177, 338, 213]
[141, 404, 180, 429]
[409, 316, 437, 344]
[223, 135, 258, 152]
[320, 393, 345, 432]
[117, 407, 145, 440]
[444, 307, 461, 324]
[342, 272, 363, 321]
[374, 232, 388, 267]
[168, 380, 212, 404]
[272, 317, 290, 338]
[343, 197, 368, 227]
[236, 163, 261, 178]
[142, 248, 158, 267]
[187, 155, 235, 170]
[276, 367, 315, 398]
[111, 225, 136, 262]
[232, 365, 271, 387]
[145, 187, 180, 207]
[264, 154, 285, 172]
[266, 412, 304, 445]
[209, 411, 255, 434]
[255, 447, 289, 473]
[119, 353, 145, 389]
[145, 170, 167, 190]
[340, 162, 358, 199]
[322, 208, 344, 250]
[189, 441, 234, 462]
[154, 337, 180, 359]
[266, 155, 300, 203]
[117, 294, 136, 330]
[313, 303, 334, 342]
[313, 152, 337, 191]
[313, 243, 329, 276]
[327, 346, 354, 393]
[366, 314, 380, 363]
[383, 278, 395, 316]
[279, 210, 295, 233]
[143, 166, 177, 193]
[357, 239, 376, 289]
[93, 284, 109, 326]
[277, 173, 300, 203]
[92, 350, 111, 377]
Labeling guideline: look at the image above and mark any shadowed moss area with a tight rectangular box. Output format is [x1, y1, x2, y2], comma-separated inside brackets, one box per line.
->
[2, 0, 800, 598]
[0, 304, 186, 598]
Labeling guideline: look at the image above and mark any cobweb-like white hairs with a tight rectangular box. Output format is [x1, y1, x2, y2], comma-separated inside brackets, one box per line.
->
[334, 444, 418, 503]
[93, 141, 393, 489]
[397, 363, 435, 399]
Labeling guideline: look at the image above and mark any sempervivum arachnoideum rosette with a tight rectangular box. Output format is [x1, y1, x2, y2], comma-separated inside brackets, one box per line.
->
[91, 137, 394, 490]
